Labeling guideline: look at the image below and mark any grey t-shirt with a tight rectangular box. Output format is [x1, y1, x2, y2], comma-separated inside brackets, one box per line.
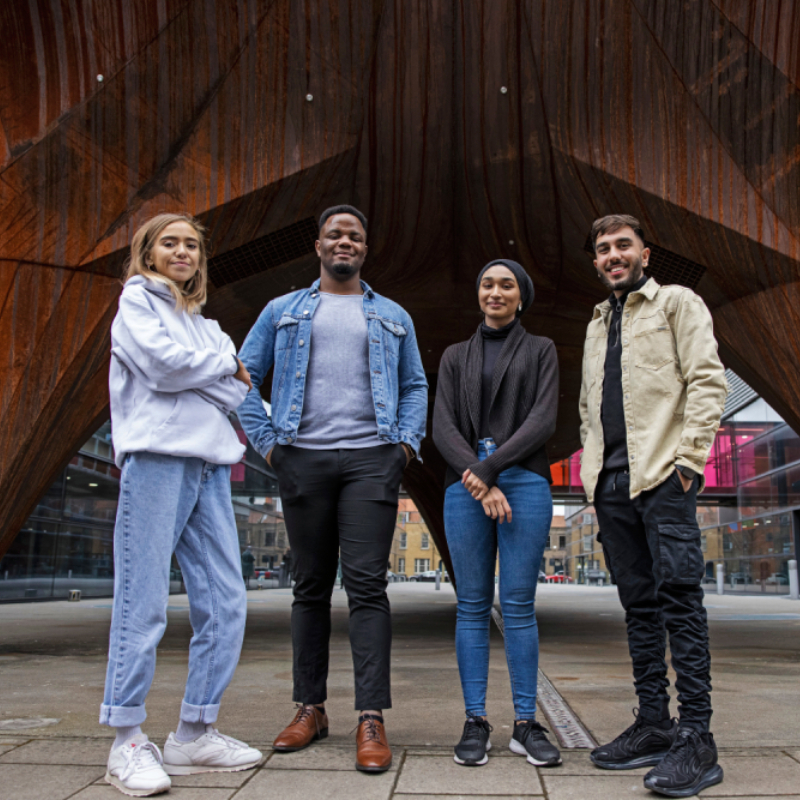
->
[294, 292, 382, 450]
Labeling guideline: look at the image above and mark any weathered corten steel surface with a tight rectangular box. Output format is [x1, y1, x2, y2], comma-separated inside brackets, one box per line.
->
[1, 0, 799, 566]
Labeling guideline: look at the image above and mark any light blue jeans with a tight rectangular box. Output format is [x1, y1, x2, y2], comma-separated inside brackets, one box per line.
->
[444, 440, 552, 719]
[100, 452, 247, 727]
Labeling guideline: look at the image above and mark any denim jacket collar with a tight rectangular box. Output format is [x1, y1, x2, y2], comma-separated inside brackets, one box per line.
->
[309, 277, 375, 299]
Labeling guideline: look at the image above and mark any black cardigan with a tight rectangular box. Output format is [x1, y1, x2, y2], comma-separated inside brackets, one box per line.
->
[432, 322, 559, 490]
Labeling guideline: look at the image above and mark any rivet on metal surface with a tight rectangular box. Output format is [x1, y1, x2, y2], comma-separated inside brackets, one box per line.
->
[500, 86, 508, 94]
[305, 93, 313, 102]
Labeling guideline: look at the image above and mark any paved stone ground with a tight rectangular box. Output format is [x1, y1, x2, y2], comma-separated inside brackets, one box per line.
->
[1, 583, 799, 799]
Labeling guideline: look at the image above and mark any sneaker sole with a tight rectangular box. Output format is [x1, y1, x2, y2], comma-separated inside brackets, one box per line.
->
[104, 772, 171, 797]
[509, 737, 562, 766]
[644, 764, 724, 797]
[163, 758, 262, 775]
[590, 750, 671, 770]
[272, 727, 328, 752]
[454, 740, 492, 766]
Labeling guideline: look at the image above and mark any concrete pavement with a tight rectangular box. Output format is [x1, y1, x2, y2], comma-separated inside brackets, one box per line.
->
[1, 583, 799, 798]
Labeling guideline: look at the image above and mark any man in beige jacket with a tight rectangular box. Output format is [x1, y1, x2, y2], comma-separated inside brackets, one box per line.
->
[579, 215, 727, 798]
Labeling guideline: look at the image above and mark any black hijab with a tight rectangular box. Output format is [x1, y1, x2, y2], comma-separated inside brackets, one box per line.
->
[476, 258, 535, 316]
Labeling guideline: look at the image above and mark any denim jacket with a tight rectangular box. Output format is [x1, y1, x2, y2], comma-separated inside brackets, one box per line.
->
[238, 279, 428, 460]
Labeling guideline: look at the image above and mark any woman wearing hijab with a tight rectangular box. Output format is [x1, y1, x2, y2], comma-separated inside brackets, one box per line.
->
[433, 260, 560, 769]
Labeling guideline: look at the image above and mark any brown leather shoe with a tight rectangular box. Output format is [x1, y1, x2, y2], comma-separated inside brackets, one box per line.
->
[355, 714, 392, 773]
[273, 705, 329, 751]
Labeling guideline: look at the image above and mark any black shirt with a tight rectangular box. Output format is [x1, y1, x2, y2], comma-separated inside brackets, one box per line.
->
[479, 319, 518, 438]
[601, 275, 648, 471]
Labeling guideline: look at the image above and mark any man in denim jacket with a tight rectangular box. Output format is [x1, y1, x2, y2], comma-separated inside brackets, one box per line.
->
[238, 205, 427, 773]
[580, 215, 727, 798]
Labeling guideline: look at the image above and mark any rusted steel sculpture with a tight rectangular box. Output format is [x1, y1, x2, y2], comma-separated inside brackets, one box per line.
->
[1, 1, 799, 570]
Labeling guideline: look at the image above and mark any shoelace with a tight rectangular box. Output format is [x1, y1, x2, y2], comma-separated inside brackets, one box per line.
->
[516, 720, 550, 742]
[654, 729, 696, 770]
[358, 716, 383, 743]
[120, 741, 163, 781]
[291, 704, 321, 734]
[620, 709, 676, 741]
[462, 718, 493, 742]
[203, 727, 248, 750]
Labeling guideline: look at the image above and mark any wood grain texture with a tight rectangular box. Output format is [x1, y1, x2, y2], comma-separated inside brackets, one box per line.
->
[1, 0, 799, 566]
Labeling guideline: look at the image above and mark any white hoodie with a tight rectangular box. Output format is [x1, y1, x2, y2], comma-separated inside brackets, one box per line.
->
[109, 275, 248, 468]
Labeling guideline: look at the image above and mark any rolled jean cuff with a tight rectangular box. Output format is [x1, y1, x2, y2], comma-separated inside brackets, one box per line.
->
[99, 703, 147, 727]
[466, 706, 487, 718]
[180, 700, 220, 724]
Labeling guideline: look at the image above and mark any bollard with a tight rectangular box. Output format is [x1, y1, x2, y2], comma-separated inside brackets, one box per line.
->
[789, 560, 799, 600]
[68, 589, 81, 602]
[435, 570, 441, 591]
[716, 563, 724, 595]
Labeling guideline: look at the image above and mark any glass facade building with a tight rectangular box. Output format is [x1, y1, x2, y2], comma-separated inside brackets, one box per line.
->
[0, 417, 285, 602]
[556, 376, 800, 594]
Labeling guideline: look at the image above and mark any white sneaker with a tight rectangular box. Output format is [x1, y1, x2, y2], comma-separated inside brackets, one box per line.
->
[163, 726, 263, 775]
[105, 734, 171, 797]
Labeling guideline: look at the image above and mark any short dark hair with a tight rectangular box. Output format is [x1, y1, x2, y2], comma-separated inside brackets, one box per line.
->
[318, 205, 368, 236]
[590, 214, 645, 252]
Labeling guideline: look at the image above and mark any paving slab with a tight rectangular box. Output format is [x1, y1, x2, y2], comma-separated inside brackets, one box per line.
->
[0, 763, 103, 800]
[394, 796, 536, 800]
[786, 749, 800, 764]
[542, 774, 697, 799]
[547, 750, 645, 776]
[0, 736, 111, 764]
[0, 743, 20, 755]
[395, 754, 543, 795]
[693, 755, 800, 795]
[264, 743, 398, 771]
[542, 753, 800, 799]
[73, 787, 235, 799]
[232, 767, 396, 800]
[91, 768, 262, 789]
[169, 768, 263, 788]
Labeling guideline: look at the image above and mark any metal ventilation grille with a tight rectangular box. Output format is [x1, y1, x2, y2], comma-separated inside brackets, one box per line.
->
[583, 236, 706, 290]
[208, 217, 318, 286]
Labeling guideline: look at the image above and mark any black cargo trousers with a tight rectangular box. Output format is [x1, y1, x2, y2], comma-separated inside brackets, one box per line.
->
[593, 468, 712, 731]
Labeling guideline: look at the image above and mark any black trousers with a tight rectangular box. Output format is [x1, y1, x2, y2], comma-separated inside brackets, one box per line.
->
[271, 443, 406, 710]
[593, 468, 712, 731]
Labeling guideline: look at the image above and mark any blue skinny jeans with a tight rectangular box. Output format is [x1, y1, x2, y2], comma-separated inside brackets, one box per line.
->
[100, 452, 247, 727]
[445, 440, 552, 719]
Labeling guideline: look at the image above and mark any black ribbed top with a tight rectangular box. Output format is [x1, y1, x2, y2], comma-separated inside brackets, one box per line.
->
[433, 322, 559, 489]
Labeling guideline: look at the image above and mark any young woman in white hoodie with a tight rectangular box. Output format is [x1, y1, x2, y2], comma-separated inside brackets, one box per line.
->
[100, 214, 262, 796]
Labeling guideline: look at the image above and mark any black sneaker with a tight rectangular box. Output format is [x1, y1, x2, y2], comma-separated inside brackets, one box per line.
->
[509, 720, 561, 766]
[643, 728, 723, 797]
[591, 709, 677, 770]
[453, 717, 493, 766]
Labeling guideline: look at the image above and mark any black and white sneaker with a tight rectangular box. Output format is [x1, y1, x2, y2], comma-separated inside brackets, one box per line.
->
[643, 728, 723, 797]
[453, 717, 493, 766]
[509, 720, 561, 766]
[591, 709, 677, 770]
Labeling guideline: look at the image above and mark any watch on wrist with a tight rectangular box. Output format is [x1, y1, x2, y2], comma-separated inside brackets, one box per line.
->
[675, 464, 697, 480]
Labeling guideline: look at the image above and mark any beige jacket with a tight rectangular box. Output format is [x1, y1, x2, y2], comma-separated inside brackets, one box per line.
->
[579, 278, 727, 501]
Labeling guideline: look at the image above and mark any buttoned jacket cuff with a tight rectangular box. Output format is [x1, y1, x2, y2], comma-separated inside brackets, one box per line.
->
[257, 435, 278, 461]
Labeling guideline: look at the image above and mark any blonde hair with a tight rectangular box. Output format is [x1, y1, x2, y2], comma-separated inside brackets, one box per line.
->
[123, 213, 209, 313]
